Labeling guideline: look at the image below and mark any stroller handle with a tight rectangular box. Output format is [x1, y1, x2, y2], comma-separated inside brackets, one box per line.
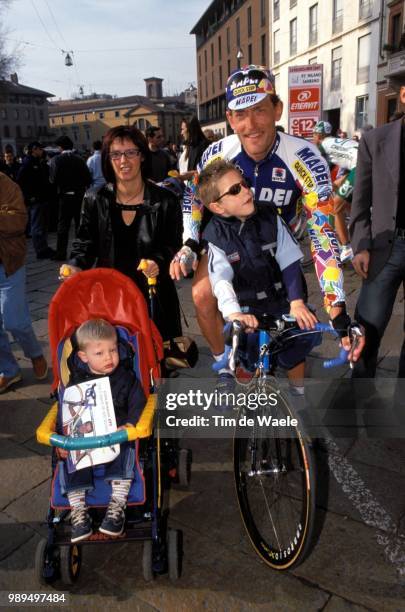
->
[138, 259, 157, 286]
[36, 395, 157, 449]
[50, 428, 129, 450]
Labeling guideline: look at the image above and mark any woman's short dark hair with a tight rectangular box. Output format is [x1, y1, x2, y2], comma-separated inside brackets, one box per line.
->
[101, 125, 151, 184]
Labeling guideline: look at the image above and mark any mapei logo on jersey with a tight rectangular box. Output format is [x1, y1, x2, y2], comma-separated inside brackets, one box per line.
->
[295, 147, 330, 187]
[258, 188, 293, 207]
[199, 140, 224, 168]
[227, 251, 240, 264]
[271, 167, 287, 183]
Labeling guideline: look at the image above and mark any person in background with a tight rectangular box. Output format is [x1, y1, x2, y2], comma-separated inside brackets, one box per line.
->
[49, 136, 92, 261]
[0, 173, 48, 392]
[178, 115, 209, 182]
[86, 140, 106, 190]
[145, 126, 174, 182]
[17, 141, 55, 260]
[203, 128, 217, 143]
[2, 146, 21, 181]
[350, 84, 405, 378]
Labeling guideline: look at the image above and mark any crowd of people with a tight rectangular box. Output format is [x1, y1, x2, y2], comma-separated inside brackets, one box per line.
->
[1, 64, 405, 404]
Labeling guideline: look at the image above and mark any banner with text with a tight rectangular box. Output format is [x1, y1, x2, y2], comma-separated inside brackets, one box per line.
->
[288, 64, 323, 138]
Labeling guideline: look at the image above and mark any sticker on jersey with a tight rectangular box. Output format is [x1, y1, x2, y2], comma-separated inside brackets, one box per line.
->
[293, 160, 315, 191]
[295, 147, 330, 189]
[227, 252, 240, 263]
[272, 167, 287, 183]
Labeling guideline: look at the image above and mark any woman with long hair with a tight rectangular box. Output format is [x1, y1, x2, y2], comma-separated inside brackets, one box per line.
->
[59, 125, 183, 341]
[178, 115, 209, 181]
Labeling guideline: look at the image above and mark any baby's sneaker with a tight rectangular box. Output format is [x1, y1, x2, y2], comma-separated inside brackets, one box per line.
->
[70, 506, 92, 543]
[99, 498, 126, 537]
[339, 244, 353, 263]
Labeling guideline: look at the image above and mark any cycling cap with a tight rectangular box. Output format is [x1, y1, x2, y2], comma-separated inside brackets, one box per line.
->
[226, 65, 276, 110]
[313, 120, 332, 135]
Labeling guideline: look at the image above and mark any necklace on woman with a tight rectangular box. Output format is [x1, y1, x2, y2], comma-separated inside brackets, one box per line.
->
[116, 185, 144, 211]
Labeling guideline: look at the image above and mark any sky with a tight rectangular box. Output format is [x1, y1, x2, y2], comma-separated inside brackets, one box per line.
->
[2, 0, 208, 100]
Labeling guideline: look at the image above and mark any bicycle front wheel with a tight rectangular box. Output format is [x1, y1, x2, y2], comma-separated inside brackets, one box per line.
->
[234, 382, 316, 570]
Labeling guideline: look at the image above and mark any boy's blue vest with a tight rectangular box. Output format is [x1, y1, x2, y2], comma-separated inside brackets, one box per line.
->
[203, 203, 288, 312]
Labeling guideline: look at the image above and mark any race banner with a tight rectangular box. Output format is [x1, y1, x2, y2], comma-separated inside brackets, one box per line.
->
[288, 64, 323, 138]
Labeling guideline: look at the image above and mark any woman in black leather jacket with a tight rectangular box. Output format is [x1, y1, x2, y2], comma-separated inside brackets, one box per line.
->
[60, 125, 183, 341]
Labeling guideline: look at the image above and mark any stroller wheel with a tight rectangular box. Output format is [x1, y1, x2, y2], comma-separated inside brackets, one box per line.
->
[60, 544, 82, 586]
[35, 539, 57, 585]
[167, 529, 182, 581]
[177, 448, 192, 488]
[142, 540, 155, 582]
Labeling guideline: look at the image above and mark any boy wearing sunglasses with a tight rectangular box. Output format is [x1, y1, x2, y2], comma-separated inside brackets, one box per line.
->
[197, 159, 319, 391]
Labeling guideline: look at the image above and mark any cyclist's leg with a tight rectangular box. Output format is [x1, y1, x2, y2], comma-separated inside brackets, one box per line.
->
[286, 361, 305, 390]
[192, 254, 224, 355]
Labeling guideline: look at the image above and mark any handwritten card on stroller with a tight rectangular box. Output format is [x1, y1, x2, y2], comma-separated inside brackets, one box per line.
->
[62, 377, 120, 473]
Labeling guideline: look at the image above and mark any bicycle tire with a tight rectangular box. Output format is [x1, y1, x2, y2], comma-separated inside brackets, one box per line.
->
[234, 380, 316, 570]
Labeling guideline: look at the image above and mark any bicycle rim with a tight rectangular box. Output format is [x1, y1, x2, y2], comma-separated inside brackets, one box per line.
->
[234, 382, 316, 570]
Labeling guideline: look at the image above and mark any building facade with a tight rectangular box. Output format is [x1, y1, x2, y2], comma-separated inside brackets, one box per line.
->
[191, 0, 270, 136]
[376, 0, 405, 125]
[271, 0, 380, 135]
[48, 78, 195, 151]
[0, 73, 54, 154]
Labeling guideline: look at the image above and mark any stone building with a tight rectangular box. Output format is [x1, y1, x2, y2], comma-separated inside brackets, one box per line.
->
[270, 0, 380, 135]
[191, 0, 270, 136]
[0, 73, 54, 154]
[48, 78, 195, 151]
[376, 0, 405, 125]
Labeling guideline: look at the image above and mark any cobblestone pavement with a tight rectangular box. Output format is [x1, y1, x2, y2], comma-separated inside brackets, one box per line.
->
[0, 234, 405, 611]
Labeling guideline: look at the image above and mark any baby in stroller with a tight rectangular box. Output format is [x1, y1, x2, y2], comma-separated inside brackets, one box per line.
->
[57, 318, 146, 543]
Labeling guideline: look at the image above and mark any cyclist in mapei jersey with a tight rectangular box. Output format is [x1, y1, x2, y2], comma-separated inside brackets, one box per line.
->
[169, 66, 364, 382]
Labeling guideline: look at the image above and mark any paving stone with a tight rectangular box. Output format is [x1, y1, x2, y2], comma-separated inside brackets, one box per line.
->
[347, 439, 405, 476]
[324, 595, 373, 612]
[293, 512, 405, 611]
[6, 479, 52, 532]
[0, 395, 52, 443]
[98, 529, 330, 612]
[0, 512, 36, 561]
[0, 439, 49, 510]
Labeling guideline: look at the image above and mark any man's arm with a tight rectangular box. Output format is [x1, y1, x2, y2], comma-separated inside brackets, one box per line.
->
[349, 136, 372, 255]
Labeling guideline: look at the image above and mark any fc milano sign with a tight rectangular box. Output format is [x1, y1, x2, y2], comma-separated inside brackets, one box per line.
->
[288, 64, 323, 138]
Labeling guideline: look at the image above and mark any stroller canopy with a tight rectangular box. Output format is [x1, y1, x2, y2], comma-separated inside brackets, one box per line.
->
[48, 269, 163, 393]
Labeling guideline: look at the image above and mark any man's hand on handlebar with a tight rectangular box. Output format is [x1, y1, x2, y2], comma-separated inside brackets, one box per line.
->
[227, 312, 258, 333]
[340, 325, 365, 364]
[289, 300, 318, 330]
[169, 246, 198, 280]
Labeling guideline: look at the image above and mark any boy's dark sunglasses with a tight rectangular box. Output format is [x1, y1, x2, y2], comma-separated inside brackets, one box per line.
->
[216, 179, 250, 202]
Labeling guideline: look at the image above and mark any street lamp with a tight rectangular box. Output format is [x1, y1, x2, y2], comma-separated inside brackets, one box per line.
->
[236, 48, 244, 69]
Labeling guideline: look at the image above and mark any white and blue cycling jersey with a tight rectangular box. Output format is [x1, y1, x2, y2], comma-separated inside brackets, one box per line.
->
[183, 130, 345, 311]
